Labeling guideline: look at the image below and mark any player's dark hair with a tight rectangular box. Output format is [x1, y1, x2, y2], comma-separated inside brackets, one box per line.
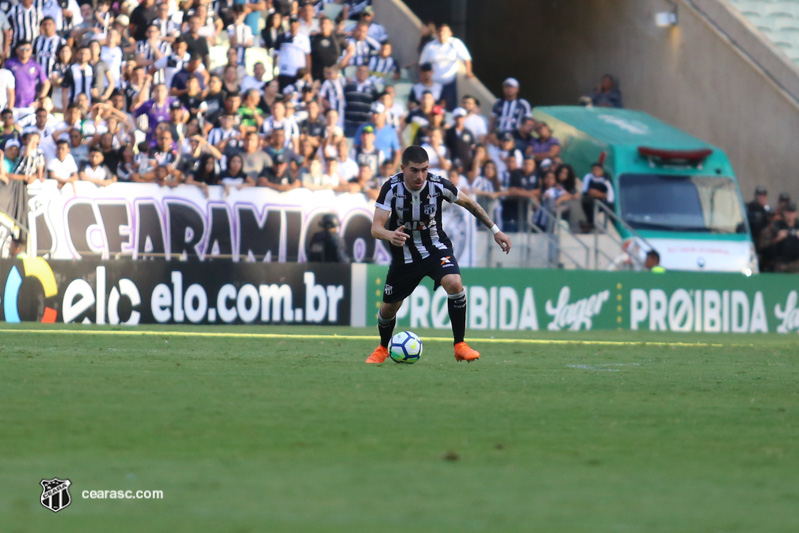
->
[402, 146, 429, 167]
[647, 250, 660, 262]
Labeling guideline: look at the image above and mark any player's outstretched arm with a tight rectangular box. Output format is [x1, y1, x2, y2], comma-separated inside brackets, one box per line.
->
[455, 191, 512, 254]
[372, 207, 410, 247]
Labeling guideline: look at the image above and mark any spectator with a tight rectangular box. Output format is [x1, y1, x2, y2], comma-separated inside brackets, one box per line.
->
[152, 1, 180, 44]
[79, 146, 115, 186]
[532, 169, 568, 232]
[555, 163, 582, 230]
[339, 21, 379, 68]
[418, 23, 473, 111]
[343, 63, 377, 137]
[129, 0, 157, 43]
[352, 101, 400, 166]
[359, 7, 388, 44]
[310, 16, 342, 81]
[241, 62, 270, 94]
[41, 0, 83, 36]
[9, 131, 45, 184]
[421, 126, 450, 174]
[367, 40, 399, 85]
[235, 132, 270, 180]
[8, 0, 43, 50]
[132, 82, 173, 140]
[488, 131, 522, 179]
[296, 1, 319, 37]
[33, 17, 65, 80]
[746, 186, 772, 252]
[350, 124, 383, 176]
[227, 5, 253, 65]
[308, 213, 349, 262]
[0, 60, 14, 113]
[274, 16, 311, 91]
[587, 74, 623, 108]
[445, 107, 475, 168]
[319, 65, 346, 127]
[501, 155, 540, 232]
[471, 159, 501, 224]
[184, 15, 211, 69]
[580, 163, 615, 232]
[61, 45, 94, 110]
[645, 250, 666, 272]
[299, 99, 326, 147]
[46, 138, 78, 189]
[529, 122, 561, 161]
[490, 77, 531, 135]
[409, 63, 442, 108]
[261, 12, 284, 59]
[336, 137, 358, 182]
[6, 40, 49, 115]
[258, 152, 299, 191]
[513, 114, 535, 154]
[765, 202, 799, 272]
[218, 153, 253, 193]
[461, 94, 488, 144]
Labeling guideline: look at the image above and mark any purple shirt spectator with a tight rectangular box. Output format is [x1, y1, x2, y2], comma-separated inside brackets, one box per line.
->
[134, 98, 174, 139]
[6, 57, 47, 108]
[529, 135, 560, 157]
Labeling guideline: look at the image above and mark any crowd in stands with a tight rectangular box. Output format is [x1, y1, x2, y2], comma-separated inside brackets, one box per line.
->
[747, 188, 799, 272]
[0, 0, 627, 241]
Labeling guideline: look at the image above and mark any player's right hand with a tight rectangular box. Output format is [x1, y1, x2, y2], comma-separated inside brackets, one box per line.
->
[391, 225, 410, 247]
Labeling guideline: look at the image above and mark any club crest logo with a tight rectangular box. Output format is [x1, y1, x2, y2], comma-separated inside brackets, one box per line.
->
[423, 204, 436, 216]
[40, 478, 72, 513]
[384, 284, 393, 295]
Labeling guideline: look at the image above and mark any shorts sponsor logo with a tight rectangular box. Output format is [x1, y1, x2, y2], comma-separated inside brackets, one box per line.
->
[440, 256, 453, 268]
[40, 477, 72, 513]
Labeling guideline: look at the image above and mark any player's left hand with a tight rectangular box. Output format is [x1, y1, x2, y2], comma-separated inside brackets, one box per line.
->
[495, 232, 511, 254]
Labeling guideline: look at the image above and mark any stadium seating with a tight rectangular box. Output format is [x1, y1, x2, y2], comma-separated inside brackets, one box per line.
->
[729, 0, 799, 64]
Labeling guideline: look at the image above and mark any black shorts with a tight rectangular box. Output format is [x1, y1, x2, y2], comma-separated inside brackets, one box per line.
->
[382, 248, 461, 303]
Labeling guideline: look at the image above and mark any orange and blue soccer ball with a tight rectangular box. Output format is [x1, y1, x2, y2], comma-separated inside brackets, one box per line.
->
[388, 331, 423, 364]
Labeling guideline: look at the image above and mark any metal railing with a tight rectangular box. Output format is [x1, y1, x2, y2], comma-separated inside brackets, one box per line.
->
[591, 201, 656, 270]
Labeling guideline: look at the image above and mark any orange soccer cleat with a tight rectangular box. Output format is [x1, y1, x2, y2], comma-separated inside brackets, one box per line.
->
[454, 342, 480, 362]
[366, 345, 389, 364]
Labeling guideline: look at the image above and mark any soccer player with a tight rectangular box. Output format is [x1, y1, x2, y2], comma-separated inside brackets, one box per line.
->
[366, 146, 512, 364]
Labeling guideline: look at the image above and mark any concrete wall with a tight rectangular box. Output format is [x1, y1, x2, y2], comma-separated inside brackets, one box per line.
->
[400, 0, 799, 200]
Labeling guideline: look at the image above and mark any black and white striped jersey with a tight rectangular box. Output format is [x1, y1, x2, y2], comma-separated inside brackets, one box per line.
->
[136, 40, 172, 85]
[319, 76, 345, 115]
[491, 97, 532, 133]
[207, 126, 240, 147]
[375, 172, 460, 264]
[367, 54, 398, 83]
[62, 63, 93, 104]
[33, 33, 65, 77]
[344, 35, 379, 67]
[8, 3, 42, 48]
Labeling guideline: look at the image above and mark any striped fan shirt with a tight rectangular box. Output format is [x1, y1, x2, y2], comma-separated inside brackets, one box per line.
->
[8, 3, 42, 48]
[137, 40, 172, 85]
[367, 54, 398, 83]
[62, 63, 93, 104]
[207, 126, 239, 148]
[344, 35, 380, 67]
[319, 76, 346, 117]
[375, 172, 460, 264]
[13, 146, 45, 177]
[33, 33, 65, 77]
[491, 97, 532, 134]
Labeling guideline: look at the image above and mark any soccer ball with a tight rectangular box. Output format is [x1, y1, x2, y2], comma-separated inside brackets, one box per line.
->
[388, 331, 423, 364]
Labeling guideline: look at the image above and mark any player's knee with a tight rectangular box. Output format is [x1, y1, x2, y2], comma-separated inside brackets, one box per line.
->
[441, 275, 463, 294]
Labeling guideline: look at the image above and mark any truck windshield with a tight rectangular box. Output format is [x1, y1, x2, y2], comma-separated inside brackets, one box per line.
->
[618, 174, 747, 233]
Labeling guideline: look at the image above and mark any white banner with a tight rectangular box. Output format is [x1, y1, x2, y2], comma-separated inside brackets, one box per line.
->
[25, 181, 476, 265]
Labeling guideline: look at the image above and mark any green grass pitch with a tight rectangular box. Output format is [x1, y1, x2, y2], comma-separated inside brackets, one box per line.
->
[2, 324, 799, 532]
